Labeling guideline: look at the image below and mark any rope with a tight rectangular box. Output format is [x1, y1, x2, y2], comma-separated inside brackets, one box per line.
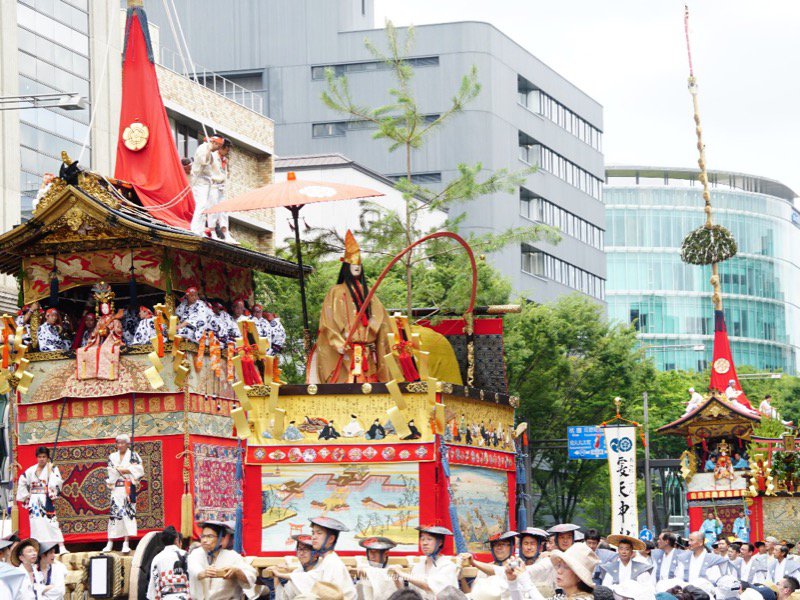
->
[162, 0, 211, 140]
[683, 5, 723, 311]
[78, 2, 116, 165]
[683, 5, 694, 78]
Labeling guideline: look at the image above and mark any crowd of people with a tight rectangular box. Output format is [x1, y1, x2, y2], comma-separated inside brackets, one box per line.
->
[15, 290, 286, 357]
[7, 507, 800, 600]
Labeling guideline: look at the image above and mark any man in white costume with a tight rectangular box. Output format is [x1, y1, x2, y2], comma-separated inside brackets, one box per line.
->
[103, 434, 144, 554]
[389, 525, 460, 600]
[147, 526, 190, 600]
[598, 534, 653, 587]
[685, 387, 704, 414]
[187, 520, 258, 599]
[674, 531, 725, 587]
[355, 536, 398, 600]
[190, 136, 223, 237]
[270, 533, 318, 600]
[17, 446, 67, 554]
[278, 517, 355, 600]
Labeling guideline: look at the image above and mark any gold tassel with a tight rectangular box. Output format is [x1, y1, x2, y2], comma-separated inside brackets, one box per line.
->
[180, 491, 193, 538]
[11, 503, 18, 532]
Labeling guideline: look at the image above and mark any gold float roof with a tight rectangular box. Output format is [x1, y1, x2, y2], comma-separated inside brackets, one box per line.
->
[657, 393, 760, 437]
[0, 172, 307, 279]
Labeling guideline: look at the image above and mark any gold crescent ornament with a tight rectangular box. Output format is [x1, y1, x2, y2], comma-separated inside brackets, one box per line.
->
[122, 122, 150, 151]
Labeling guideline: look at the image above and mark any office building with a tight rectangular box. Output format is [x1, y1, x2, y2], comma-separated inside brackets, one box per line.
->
[143, 0, 606, 304]
[0, 1, 276, 309]
[605, 166, 800, 374]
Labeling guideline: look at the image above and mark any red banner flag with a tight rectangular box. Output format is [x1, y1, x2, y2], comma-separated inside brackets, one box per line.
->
[709, 310, 752, 409]
[114, 5, 194, 229]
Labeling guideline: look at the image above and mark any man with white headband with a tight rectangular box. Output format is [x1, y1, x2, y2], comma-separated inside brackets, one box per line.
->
[103, 433, 143, 554]
[190, 136, 223, 237]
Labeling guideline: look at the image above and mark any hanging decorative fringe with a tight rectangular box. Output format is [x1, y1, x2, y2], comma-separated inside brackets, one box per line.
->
[516, 431, 529, 530]
[49, 256, 59, 307]
[180, 486, 193, 538]
[179, 386, 193, 538]
[233, 439, 244, 553]
[128, 249, 138, 310]
[16, 268, 24, 307]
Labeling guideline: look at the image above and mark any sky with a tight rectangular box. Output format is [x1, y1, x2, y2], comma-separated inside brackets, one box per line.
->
[374, 1, 800, 197]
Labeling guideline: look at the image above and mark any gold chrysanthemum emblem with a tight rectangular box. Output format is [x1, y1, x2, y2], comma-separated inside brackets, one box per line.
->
[122, 122, 149, 151]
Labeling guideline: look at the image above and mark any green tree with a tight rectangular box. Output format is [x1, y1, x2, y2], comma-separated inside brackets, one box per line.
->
[320, 21, 556, 315]
[504, 294, 657, 524]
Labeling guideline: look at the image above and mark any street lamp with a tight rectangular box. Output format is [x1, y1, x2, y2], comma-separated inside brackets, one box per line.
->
[0, 93, 88, 111]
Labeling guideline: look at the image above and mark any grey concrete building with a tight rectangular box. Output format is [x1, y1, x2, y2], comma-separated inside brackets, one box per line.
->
[144, 0, 606, 303]
[0, 1, 277, 310]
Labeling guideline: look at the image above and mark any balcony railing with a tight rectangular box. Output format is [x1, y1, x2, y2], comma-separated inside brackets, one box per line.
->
[159, 47, 264, 115]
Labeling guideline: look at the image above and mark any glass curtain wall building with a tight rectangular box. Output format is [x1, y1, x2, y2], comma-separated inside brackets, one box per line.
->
[16, 0, 90, 220]
[605, 167, 800, 374]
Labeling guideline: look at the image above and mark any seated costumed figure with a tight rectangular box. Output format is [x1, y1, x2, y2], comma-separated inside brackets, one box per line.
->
[316, 230, 391, 384]
[77, 283, 124, 380]
[714, 442, 735, 482]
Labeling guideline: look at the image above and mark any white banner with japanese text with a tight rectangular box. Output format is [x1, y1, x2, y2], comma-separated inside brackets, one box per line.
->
[604, 425, 638, 536]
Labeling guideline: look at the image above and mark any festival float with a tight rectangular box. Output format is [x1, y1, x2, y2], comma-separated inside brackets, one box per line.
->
[0, 2, 523, 596]
[656, 9, 798, 546]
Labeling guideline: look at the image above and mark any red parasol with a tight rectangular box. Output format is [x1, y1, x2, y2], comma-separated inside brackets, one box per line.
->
[205, 172, 384, 350]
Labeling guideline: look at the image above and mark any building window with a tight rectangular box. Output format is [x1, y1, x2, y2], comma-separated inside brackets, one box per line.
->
[169, 119, 201, 159]
[520, 188, 604, 250]
[386, 172, 442, 184]
[517, 75, 602, 151]
[521, 247, 605, 300]
[313, 114, 439, 138]
[311, 56, 440, 80]
[520, 132, 603, 201]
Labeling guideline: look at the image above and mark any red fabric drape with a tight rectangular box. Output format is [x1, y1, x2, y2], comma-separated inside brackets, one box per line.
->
[114, 7, 194, 229]
[709, 310, 751, 408]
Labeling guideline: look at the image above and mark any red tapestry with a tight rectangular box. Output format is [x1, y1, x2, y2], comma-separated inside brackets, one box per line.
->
[193, 442, 239, 523]
[53, 441, 164, 536]
[23, 248, 164, 303]
[171, 250, 253, 303]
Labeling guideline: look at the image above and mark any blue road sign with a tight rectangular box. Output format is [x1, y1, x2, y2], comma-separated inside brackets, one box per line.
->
[639, 527, 654, 542]
[567, 426, 607, 460]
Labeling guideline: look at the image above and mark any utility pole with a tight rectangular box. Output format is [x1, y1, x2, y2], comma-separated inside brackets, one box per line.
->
[643, 391, 654, 532]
